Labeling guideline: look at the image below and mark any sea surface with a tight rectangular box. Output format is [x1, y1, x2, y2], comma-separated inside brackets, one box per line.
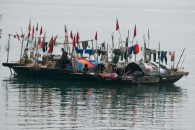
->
[0, 0, 195, 129]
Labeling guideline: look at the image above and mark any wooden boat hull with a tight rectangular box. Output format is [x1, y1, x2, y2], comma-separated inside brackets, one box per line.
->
[2, 62, 186, 85]
[160, 76, 182, 84]
[2, 62, 20, 68]
[10, 66, 132, 84]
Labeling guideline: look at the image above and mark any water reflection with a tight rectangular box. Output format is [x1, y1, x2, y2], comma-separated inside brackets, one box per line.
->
[2, 76, 187, 129]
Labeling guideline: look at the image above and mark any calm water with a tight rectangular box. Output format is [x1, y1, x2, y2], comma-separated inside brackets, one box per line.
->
[0, 0, 195, 129]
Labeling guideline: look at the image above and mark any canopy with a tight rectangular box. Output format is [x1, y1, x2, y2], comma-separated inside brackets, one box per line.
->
[77, 58, 96, 70]
[125, 60, 168, 76]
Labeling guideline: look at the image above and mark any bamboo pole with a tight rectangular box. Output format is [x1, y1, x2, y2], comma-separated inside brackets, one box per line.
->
[180, 55, 186, 68]
[34, 29, 38, 65]
[176, 48, 185, 69]
[173, 51, 175, 69]
[96, 40, 98, 74]
[134, 41, 138, 62]
[20, 35, 24, 65]
[111, 33, 114, 61]
[6, 34, 11, 63]
[64, 25, 67, 50]
[126, 30, 129, 64]
[159, 42, 160, 76]
[143, 35, 146, 63]
[148, 28, 150, 49]
[107, 42, 108, 62]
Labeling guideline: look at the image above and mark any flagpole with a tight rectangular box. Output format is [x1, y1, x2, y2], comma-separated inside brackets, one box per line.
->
[135, 41, 137, 62]
[20, 35, 24, 65]
[6, 34, 11, 63]
[159, 42, 160, 76]
[148, 36, 149, 49]
[33, 24, 37, 50]
[180, 55, 186, 68]
[107, 42, 109, 62]
[72, 35, 76, 73]
[29, 26, 34, 54]
[35, 38, 39, 66]
[173, 51, 175, 69]
[64, 25, 67, 52]
[148, 28, 150, 49]
[116, 18, 122, 47]
[64, 25, 66, 49]
[143, 34, 146, 62]
[34, 32, 38, 65]
[96, 39, 97, 50]
[26, 18, 31, 50]
[111, 32, 114, 61]
[119, 28, 122, 47]
[176, 48, 185, 69]
[95, 39, 98, 74]
[132, 24, 136, 46]
[126, 30, 129, 64]
[94, 31, 98, 73]
[20, 28, 24, 63]
[132, 24, 137, 62]
[91, 39, 94, 49]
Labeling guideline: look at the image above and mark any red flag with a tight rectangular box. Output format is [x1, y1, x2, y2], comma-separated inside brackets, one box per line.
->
[70, 31, 73, 39]
[40, 26, 43, 35]
[95, 31, 97, 41]
[48, 36, 54, 54]
[32, 26, 34, 39]
[135, 44, 139, 54]
[16, 32, 20, 41]
[27, 32, 30, 38]
[21, 34, 24, 38]
[48, 46, 53, 54]
[116, 18, 119, 31]
[76, 31, 80, 44]
[53, 35, 58, 46]
[133, 24, 137, 38]
[171, 51, 175, 61]
[72, 35, 76, 48]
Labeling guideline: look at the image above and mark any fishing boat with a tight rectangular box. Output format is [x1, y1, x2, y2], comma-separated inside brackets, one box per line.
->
[2, 56, 189, 85]
[2, 22, 189, 85]
[2, 44, 189, 85]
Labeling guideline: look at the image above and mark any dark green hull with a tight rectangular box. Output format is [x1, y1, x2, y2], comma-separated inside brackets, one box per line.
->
[2, 63, 183, 85]
[11, 66, 132, 84]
